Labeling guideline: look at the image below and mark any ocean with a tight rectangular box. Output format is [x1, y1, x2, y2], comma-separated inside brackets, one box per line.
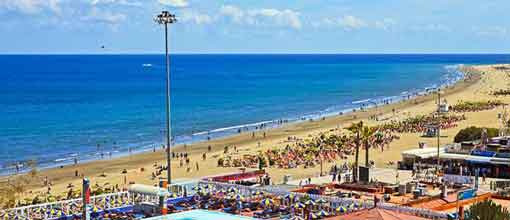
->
[1, 54, 509, 174]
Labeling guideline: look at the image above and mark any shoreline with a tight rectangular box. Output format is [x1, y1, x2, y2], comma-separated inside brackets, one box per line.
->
[0, 64, 484, 199]
[0, 64, 466, 176]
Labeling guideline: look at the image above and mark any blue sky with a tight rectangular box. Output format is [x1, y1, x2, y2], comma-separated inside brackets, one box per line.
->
[1, 0, 510, 54]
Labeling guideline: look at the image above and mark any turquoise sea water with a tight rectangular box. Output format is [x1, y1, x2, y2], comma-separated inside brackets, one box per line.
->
[1, 54, 509, 174]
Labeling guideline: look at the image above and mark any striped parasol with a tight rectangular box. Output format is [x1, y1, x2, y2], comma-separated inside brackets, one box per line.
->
[260, 198, 274, 206]
[293, 202, 306, 209]
[234, 194, 245, 201]
[285, 193, 296, 201]
[305, 200, 316, 206]
[336, 206, 347, 213]
[317, 210, 329, 216]
[289, 216, 304, 220]
[228, 187, 237, 193]
[316, 198, 327, 204]
[252, 190, 264, 196]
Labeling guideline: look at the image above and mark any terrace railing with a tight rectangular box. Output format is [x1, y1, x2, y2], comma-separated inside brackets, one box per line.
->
[2, 191, 132, 220]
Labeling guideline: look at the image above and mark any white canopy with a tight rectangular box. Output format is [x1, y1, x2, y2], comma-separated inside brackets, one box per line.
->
[402, 147, 446, 159]
[128, 184, 171, 197]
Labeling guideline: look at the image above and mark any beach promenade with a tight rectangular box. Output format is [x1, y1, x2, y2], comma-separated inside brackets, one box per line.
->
[2, 64, 510, 206]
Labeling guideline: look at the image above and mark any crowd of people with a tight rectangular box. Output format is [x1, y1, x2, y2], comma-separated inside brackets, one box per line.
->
[450, 100, 505, 112]
[218, 129, 399, 169]
[492, 89, 510, 96]
[375, 114, 466, 134]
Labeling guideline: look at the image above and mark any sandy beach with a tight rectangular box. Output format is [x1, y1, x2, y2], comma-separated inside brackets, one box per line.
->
[3, 64, 510, 203]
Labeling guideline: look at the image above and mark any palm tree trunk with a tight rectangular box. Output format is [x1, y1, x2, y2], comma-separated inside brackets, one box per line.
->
[354, 131, 360, 183]
[365, 139, 369, 167]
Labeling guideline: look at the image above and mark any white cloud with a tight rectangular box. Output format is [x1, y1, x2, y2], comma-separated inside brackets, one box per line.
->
[158, 0, 188, 8]
[220, 5, 244, 24]
[473, 26, 510, 38]
[313, 15, 366, 30]
[313, 16, 397, 32]
[220, 5, 302, 30]
[180, 10, 213, 25]
[0, 0, 61, 15]
[81, 8, 126, 24]
[410, 24, 451, 32]
[338, 15, 366, 30]
[374, 18, 396, 31]
[91, 0, 142, 7]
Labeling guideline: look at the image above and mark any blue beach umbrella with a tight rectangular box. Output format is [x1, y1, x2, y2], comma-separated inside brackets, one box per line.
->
[316, 198, 327, 204]
[235, 194, 245, 201]
[317, 210, 329, 217]
[261, 198, 274, 206]
[336, 206, 347, 213]
[228, 187, 237, 193]
[293, 202, 306, 209]
[305, 200, 316, 206]
[285, 193, 296, 201]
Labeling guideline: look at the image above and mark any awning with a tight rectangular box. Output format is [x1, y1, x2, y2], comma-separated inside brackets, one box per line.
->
[466, 155, 493, 164]
[401, 147, 446, 160]
[490, 157, 510, 165]
[128, 184, 171, 197]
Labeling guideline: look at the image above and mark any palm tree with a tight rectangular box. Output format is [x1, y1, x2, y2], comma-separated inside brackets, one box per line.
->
[361, 126, 377, 168]
[466, 200, 510, 220]
[346, 121, 364, 182]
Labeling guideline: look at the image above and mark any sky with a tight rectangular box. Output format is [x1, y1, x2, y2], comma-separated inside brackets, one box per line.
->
[1, 0, 510, 54]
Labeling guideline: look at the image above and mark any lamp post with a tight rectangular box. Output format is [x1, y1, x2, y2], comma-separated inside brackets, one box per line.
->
[436, 89, 441, 169]
[155, 11, 177, 185]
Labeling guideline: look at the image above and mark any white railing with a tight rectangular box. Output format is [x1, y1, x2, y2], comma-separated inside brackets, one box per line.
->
[2, 191, 132, 220]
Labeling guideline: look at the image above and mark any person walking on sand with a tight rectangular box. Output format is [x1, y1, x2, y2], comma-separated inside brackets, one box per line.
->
[196, 162, 199, 171]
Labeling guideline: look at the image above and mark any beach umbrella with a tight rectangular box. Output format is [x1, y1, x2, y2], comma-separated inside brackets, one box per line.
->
[309, 213, 318, 219]
[234, 194, 245, 201]
[349, 203, 356, 210]
[293, 202, 306, 209]
[261, 198, 274, 206]
[92, 206, 99, 213]
[285, 193, 296, 202]
[317, 210, 329, 217]
[289, 216, 304, 220]
[336, 206, 347, 213]
[228, 187, 237, 193]
[316, 198, 327, 204]
[252, 190, 264, 196]
[305, 200, 316, 206]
